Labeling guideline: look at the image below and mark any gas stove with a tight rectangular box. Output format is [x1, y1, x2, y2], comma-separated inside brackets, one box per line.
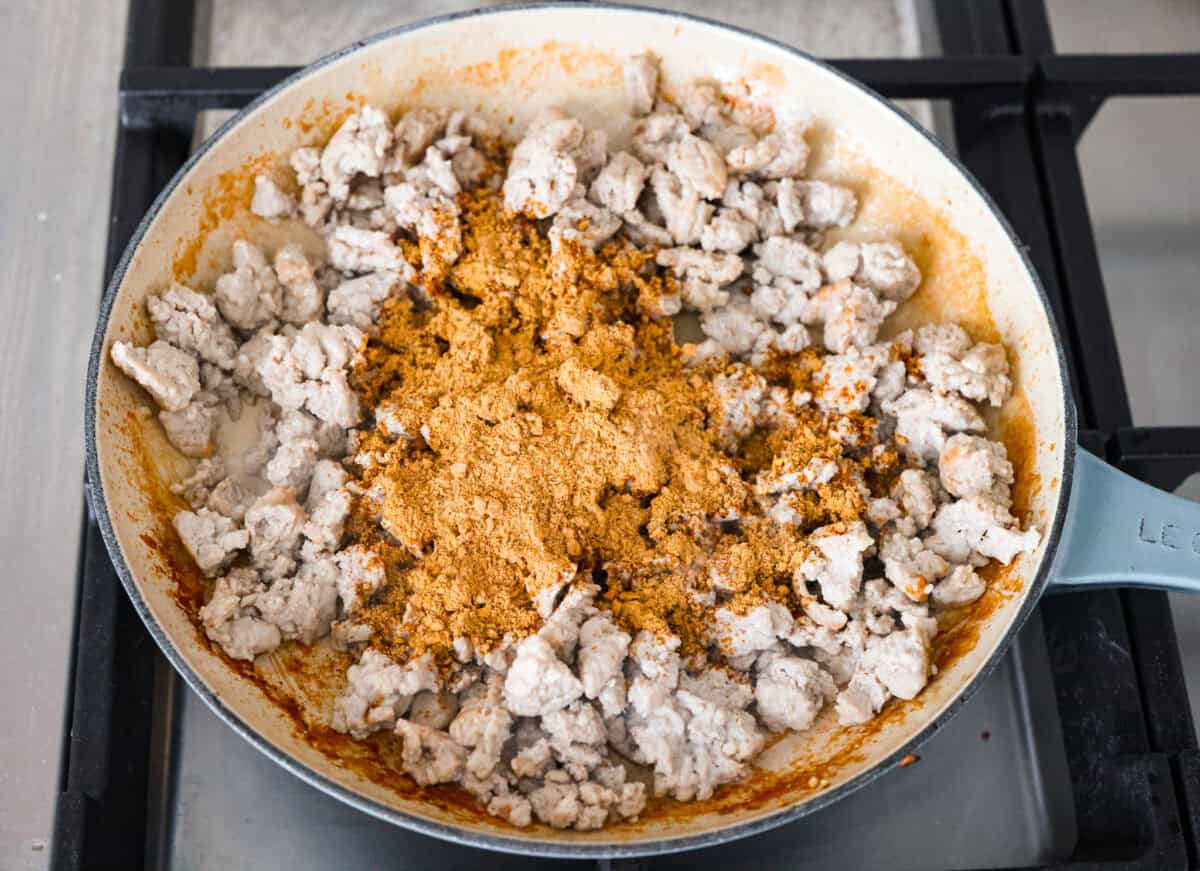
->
[53, 2, 1200, 868]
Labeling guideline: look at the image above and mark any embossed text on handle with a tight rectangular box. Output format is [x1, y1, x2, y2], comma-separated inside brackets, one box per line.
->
[1137, 517, 1200, 554]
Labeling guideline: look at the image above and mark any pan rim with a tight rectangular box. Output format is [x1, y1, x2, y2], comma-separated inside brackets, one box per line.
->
[83, 0, 1078, 858]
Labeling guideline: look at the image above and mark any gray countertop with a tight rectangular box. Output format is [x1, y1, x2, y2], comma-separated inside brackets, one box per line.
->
[0, 2, 127, 869]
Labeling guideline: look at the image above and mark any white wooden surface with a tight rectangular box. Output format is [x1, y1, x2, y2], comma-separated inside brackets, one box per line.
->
[0, 1, 128, 868]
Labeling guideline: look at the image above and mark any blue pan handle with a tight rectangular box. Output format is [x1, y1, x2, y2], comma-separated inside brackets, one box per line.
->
[1049, 447, 1200, 593]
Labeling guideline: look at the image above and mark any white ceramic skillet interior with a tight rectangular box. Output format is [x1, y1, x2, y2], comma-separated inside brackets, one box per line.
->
[86, 3, 1074, 857]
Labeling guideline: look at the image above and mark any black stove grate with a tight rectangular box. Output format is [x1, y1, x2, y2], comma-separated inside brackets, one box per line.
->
[53, 1, 1200, 868]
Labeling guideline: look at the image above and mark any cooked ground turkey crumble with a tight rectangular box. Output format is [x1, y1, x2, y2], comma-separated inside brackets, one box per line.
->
[110, 53, 1039, 830]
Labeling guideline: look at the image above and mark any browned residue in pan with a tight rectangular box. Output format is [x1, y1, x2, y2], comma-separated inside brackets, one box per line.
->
[169, 93, 367, 285]
[110, 60, 1049, 837]
[745, 60, 786, 91]
[402, 41, 621, 110]
[170, 154, 273, 282]
[288, 93, 364, 139]
[456, 41, 622, 91]
[119, 411, 206, 609]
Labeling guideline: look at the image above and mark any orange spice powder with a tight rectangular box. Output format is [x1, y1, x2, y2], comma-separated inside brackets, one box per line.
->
[345, 185, 879, 667]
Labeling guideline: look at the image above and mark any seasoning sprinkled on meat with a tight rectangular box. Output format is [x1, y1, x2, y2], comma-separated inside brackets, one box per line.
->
[107, 54, 1040, 830]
